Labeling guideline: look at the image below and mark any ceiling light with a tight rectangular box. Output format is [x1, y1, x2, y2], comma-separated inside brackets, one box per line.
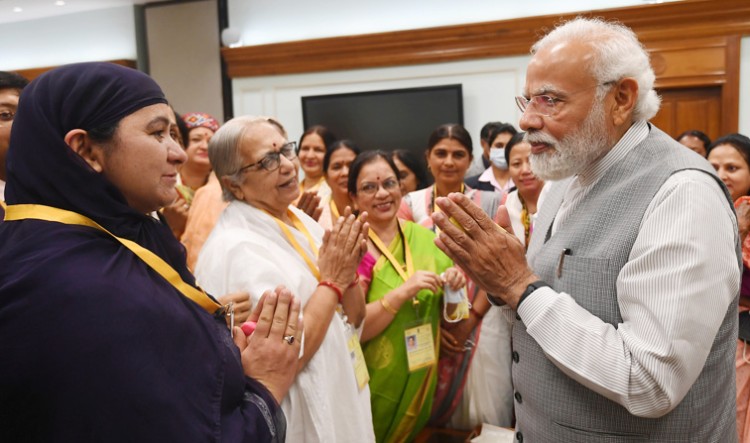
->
[13, 7, 22, 12]
[55, 1, 66, 5]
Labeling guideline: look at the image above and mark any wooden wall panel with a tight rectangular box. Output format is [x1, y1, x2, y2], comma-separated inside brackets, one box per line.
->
[647, 35, 739, 135]
[651, 87, 722, 139]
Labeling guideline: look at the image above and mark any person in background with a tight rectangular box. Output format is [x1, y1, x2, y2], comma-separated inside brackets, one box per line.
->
[398, 123, 510, 431]
[708, 133, 750, 442]
[677, 129, 711, 158]
[181, 174, 227, 270]
[391, 149, 430, 195]
[503, 132, 549, 249]
[162, 111, 220, 240]
[160, 108, 192, 238]
[349, 150, 465, 442]
[708, 134, 750, 204]
[319, 139, 360, 229]
[195, 116, 375, 443]
[465, 123, 518, 194]
[433, 17, 739, 442]
[465, 121, 504, 177]
[0, 71, 29, 215]
[0, 62, 299, 442]
[399, 124, 502, 230]
[298, 125, 336, 198]
[181, 126, 323, 271]
[178, 112, 219, 204]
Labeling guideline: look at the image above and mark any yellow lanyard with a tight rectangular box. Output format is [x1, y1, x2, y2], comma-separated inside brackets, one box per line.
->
[431, 183, 464, 234]
[431, 183, 465, 216]
[299, 176, 325, 195]
[3, 204, 222, 314]
[0, 200, 6, 209]
[266, 209, 321, 281]
[330, 199, 340, 219]
[368, 221, 414, 283]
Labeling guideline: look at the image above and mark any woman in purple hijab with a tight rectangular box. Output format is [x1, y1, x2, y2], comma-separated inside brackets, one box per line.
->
[0, 62, 300, 442]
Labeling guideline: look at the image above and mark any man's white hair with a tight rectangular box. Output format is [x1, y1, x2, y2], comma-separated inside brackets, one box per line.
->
[531, 17, 661, 121]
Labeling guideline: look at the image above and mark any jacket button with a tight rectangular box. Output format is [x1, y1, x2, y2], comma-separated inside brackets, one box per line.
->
[515, 313, 521, 321]
[516, 431, 523, 442]
[512, 351, 519, 363]
[514, 391, 522, 403]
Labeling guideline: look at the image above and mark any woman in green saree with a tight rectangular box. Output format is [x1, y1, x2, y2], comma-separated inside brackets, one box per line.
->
[349, 151, 466, 443]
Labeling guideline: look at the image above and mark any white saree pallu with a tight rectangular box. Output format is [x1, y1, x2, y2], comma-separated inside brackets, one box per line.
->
[195, 201, 375, 443]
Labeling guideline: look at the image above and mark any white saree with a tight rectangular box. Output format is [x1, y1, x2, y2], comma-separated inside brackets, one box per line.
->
[195, 201, 375, 443]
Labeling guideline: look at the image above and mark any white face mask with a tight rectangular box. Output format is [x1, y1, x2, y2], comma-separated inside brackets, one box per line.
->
[489, 147, 507, 169]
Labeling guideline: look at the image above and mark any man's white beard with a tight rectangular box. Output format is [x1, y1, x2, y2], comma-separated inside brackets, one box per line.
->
[528, 101, 610, 181]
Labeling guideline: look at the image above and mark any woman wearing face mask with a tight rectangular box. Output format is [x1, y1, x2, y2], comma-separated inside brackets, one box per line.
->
[465, 123, 518, 194]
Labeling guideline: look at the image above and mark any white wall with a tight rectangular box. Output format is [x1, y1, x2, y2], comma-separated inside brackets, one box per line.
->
[0, 7, 137, 71]
[232, 55, 530, 159]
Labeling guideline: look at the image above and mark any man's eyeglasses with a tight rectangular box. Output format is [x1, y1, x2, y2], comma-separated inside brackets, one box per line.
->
[237, 141, 297, 173]
[515, 81, 615, 117]
[357, 178, 399, 196]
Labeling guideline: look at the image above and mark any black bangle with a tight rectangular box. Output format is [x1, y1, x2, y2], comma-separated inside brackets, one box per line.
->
[517, 280, 550, 309]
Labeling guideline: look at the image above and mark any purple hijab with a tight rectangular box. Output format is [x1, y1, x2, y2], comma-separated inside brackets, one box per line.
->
[5, 61, 190, 278]
[0, 63, 283, 442]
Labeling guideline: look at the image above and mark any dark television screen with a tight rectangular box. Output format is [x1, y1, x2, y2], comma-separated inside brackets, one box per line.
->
[301, 84, 463, 155]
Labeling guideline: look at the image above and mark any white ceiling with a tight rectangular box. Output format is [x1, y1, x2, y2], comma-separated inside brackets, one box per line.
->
[0, 0, 170, 24]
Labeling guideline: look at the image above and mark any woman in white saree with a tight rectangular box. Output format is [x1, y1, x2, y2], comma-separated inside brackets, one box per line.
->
[195, 116, 375, 442]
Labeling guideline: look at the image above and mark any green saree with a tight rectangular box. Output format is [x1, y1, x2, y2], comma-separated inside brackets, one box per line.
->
[363, 221, 453, 443]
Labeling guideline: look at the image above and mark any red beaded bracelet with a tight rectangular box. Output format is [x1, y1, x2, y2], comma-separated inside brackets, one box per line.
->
[318, 281, 343, 303]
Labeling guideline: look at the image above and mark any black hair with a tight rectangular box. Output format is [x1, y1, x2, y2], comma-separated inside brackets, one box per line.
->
[676, 130, 711, 152]
[391, 149, 430, 189]
[427, 123, 473, 157]
[504, 132, 527, 165]
[480, 121, 516, 143]
[709, 133, 750, 168]
[323, 139, 361, 173]
[0, 71, 29, 92]
[348, 150, 400, 196]
[487, 124, 519, 148]
[298, 125, 337, 154]
[172, 108, 190, 149]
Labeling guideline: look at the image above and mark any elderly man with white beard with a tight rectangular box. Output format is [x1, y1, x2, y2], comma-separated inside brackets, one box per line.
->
[431, 17, 741, 443]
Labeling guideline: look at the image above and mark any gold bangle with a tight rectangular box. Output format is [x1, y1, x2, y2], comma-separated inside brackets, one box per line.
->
[380, 297, 398, 316]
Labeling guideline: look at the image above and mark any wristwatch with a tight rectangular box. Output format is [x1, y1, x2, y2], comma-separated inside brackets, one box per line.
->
[486, 280, 550, 307]
[517, 280, 550, 308]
